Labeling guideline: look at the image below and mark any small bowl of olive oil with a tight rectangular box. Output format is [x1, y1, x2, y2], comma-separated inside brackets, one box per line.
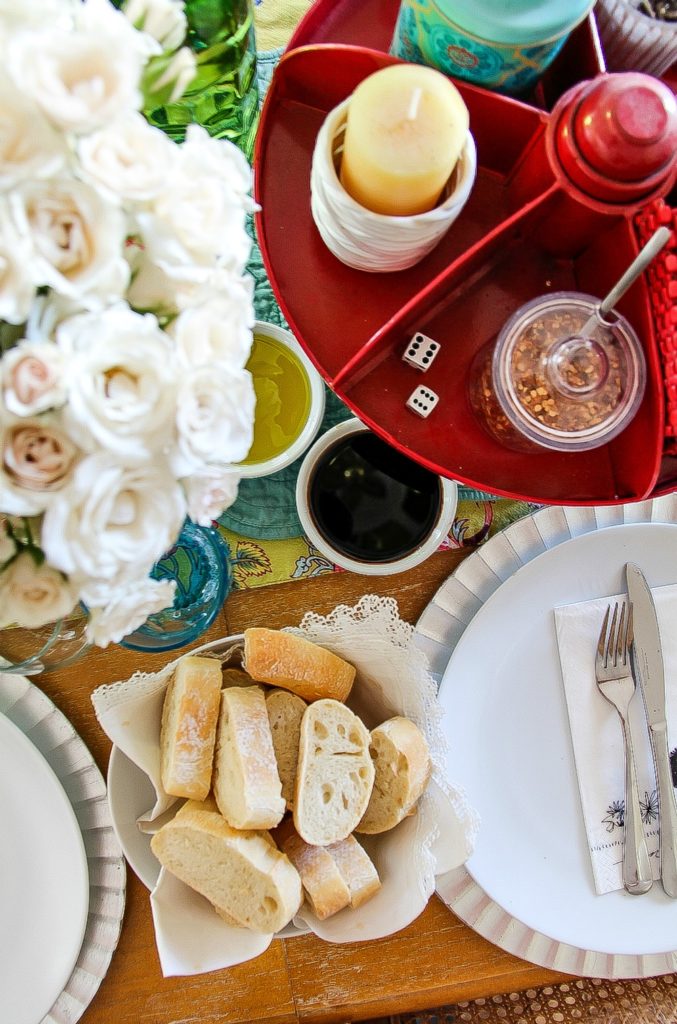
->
[296, 418, 458, 576]
[238, 322, 325, 477]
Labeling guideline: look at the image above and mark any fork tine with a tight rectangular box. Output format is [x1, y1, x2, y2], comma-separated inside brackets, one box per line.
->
[616, 602, 626, 666]
[607, 602, 619, 668]
[626, 601, 634, 654]
[597, 605, 611, 663]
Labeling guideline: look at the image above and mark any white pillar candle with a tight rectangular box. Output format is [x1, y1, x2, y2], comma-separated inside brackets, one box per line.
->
[339, 64, 470, 217]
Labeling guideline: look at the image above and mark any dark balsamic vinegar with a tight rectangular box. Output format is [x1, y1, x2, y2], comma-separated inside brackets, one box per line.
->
[308, 433, 442, 563]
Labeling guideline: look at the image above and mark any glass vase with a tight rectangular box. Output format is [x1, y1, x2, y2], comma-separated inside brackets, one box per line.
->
[146, 0, 259, 159]
[120, 519, 233, 652]
[0, 607, 91, 677]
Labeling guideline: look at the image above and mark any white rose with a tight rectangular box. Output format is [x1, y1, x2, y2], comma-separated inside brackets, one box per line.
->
[184, 468, 241, 526]
[123, 0, 187, 51]
[78, 113, 178, 204]
[57, 305, 178, 461]
[124, 244, 211, 316]
[146, 126, 254, 271]
[84, 575, 176, 647]
[0, 551, 78, 629]
[2, 341, 66, 416]
[173, 365, 255, 474]
[172, 282, 254, 370]
[41, 452, 186, 583]
[11, 177, 129, 309]
[0, 203, 37, 326]
[0, 78, 67, 189]
[0, 0, 78, 29]
[0, 417, 79, 517]
[7, 12, 145, 134]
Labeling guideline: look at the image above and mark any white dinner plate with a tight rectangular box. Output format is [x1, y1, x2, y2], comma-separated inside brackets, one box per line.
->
[0, 711, 90, 1024]
[438, 520, 677, 960]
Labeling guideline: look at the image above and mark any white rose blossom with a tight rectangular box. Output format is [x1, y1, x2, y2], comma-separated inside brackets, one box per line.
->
[123, 0, 187, 51]
[184, 467, 241, 526]
[0, 416, 79, 517]
[2, 341, 66, 416]
[141, 126, 254, 272]
[0, 203, 37, 325]
[84, 575, 177, 647]
[173, 365, 255, 475]
[11, 177, 130, 309]
[0, 79, 67, 190]
[57, 305, 178, 460]
[42, 452, 186, 584]
[7, 8, 146, 134]
[171, 281, 255, 370]
[78, 113, 179, 204]
[0, 550, 78, 629]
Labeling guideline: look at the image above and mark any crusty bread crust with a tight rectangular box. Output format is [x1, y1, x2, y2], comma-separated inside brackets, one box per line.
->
[160, 655, 223, 800]
[213, 686, 285, 829]
[266, 688, 306, 809]
[279, 823, 380, 918]
[151, 800, 302, 933]
[294, 699, 375, 845]
[356, 717, 431, 834]
[243, 628, 356, 702]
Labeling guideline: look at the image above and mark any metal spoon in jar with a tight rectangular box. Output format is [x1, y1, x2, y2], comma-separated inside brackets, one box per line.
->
[579, 226, 672, 338]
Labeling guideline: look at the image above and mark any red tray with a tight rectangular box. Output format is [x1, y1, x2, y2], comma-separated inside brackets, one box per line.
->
[254, 44, 665, 505]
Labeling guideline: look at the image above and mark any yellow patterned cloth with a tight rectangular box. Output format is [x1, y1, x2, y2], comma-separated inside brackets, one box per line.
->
[253, 0, 313, 50]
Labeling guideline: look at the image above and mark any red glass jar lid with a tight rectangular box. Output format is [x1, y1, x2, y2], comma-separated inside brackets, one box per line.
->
[573, 73, 677, 184]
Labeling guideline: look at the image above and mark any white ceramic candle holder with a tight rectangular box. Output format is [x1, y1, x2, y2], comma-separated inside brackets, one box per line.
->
[310, 98, 477, 273]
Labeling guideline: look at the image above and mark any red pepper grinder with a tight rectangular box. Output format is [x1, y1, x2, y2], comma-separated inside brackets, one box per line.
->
[546, 71, 677, 213]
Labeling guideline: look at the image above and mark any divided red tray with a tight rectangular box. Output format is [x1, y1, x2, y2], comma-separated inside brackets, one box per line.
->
[254, 13, 670, 504]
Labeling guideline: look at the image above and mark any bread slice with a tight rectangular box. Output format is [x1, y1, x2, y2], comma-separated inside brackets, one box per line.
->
[279, 823, 380, 918]
[265, 688, 307, 809]
[356, 717, 431, 835]
[329, 834, 382, 907]
[243, 628, 356, 702]
[160, 655, 223, 800]
[212, 685, 286, 830]
[293, 699, 375, 845]
[150, 799, 302, 933]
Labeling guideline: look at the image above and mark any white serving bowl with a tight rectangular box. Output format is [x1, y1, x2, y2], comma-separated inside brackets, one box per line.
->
[295, 417, 458, 575]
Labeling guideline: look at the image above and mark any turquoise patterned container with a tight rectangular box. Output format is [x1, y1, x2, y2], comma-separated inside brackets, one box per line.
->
[391, 0, 594, 95]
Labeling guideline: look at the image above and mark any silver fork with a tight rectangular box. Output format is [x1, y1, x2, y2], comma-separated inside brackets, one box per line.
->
[595, 601, 653, 895]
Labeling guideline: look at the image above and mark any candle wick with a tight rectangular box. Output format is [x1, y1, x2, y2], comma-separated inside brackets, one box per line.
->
[407, 87, 422, 121]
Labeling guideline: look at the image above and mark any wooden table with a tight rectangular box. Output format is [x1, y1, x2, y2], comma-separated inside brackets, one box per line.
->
[42, 548, 571, 1024]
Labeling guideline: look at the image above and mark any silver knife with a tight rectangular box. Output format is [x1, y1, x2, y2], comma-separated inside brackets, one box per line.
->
[626, 563, 677, 898]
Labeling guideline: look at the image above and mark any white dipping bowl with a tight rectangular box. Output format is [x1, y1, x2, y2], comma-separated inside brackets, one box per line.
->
[296, 418, 458, 575]
[238, 321, 326, 478]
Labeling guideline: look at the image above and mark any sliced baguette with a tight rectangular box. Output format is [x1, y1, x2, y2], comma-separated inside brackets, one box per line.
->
[160, 655, 223, 800]
[279, 824, 380, 918]
[243, 628, 356, 702]
[356, 717, 431, 834]
[213, 686, 286, 829]
[150, 799, 302, 933]
[265, 688, 307, 809]
[293, 699, 375, 845]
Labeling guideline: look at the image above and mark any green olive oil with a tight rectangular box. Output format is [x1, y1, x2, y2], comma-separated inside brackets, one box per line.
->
[240, 332, 312, 465]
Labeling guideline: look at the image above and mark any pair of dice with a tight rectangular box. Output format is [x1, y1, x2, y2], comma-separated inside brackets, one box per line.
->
[403, 333, 440, 418]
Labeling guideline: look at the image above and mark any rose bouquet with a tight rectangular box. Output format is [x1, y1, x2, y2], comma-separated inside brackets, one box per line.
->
[0, 0, 257, 647]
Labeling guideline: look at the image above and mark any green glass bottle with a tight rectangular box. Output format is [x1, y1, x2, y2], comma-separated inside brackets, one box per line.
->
[122, 0, 260, 159]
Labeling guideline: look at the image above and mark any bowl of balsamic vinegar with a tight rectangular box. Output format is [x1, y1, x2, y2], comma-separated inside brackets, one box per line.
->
[296, 419, 458, 575]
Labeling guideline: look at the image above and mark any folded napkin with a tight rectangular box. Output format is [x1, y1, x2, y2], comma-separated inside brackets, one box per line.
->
[554, 585, 677, 895]
[91, 596, 479, 976]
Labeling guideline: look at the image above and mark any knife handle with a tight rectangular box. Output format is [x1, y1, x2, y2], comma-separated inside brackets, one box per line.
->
[652, 722, 677, 898]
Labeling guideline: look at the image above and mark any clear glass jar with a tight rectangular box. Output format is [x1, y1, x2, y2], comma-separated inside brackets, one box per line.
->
[469, 291, 647, 452]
